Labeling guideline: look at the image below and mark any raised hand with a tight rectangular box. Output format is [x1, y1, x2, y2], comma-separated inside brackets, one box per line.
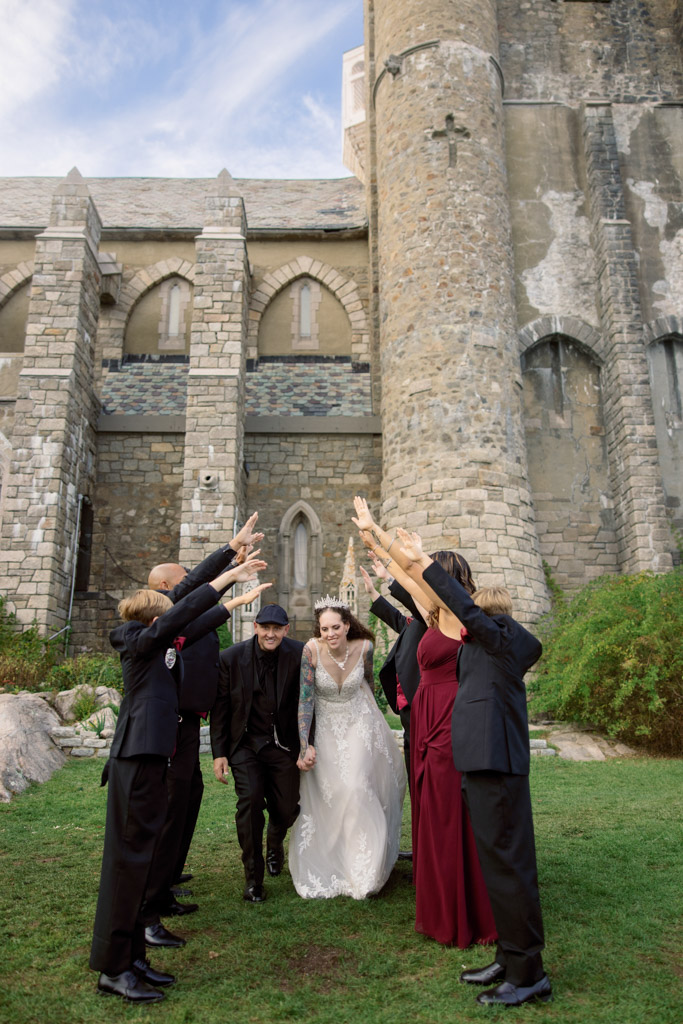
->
[352, 495, 375, 533]
[229, 552, 267, 582]
[358, 528, 375, 551]
[396, 527, 425, 564]
[231, 512, 264, 551]
[368, 551, 391, 580]
[235, 581, 272, 607]
[235, 542, 253, 565]
[359, 565, 380, 599]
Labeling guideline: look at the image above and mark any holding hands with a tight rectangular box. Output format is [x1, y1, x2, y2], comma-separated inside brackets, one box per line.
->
[297, 745, 317, 772]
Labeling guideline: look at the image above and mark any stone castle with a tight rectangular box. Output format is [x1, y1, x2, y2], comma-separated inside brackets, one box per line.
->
[0, 0, 681, 647]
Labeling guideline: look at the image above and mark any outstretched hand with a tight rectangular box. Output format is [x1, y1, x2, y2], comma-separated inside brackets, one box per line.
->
[368, 551, 391, 580]
[396, 528, 425, 565]
[229, 552, 267, 582]
[234, 581, 272, 607]
[359, 565, 379, 599]
[352, 495, 375, 534]
[231, 512, 264, 551]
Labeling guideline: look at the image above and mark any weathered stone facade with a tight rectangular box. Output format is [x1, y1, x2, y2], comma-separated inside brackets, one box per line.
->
[0, 0, 681, 648]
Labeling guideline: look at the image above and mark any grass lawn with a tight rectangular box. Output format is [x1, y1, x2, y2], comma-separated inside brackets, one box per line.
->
[0, 754, 681, 1024]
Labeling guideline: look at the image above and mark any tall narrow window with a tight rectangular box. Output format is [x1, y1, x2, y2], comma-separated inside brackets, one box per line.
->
[293, 521, 308, 588]
[74, 497, 94, 592]
[299, 285, 311, 338]
[168, 283, 182, 338]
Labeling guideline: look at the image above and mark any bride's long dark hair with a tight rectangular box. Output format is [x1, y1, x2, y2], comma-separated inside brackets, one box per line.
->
[314, 601, 375, 642]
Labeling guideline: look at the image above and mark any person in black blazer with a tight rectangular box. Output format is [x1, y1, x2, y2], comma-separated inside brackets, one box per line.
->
[361, 561, 426, 789]
[90, 559, 269, 1003]
[210, 605, 305, 902]
[397, 531, 551, 1008]
[142, 514, 264, 937]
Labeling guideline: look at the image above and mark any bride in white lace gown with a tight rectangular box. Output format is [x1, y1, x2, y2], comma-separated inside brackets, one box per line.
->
[289, 598, 406, 899]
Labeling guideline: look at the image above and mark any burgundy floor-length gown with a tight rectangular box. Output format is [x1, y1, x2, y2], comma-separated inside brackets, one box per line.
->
[411, 627, 497, 947]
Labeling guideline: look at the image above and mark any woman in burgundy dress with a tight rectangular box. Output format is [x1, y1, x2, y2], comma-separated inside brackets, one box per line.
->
[411, 555, 496, 947]
[353, 497, 496, 949]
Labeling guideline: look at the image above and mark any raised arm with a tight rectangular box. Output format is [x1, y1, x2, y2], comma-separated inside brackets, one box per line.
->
[297, 643, 317, 771]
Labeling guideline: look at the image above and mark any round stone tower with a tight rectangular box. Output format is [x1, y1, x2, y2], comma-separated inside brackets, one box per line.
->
[368, 0, 547, 618]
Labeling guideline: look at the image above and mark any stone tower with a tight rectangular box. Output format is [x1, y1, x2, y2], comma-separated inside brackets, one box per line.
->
[367, 0, 547, 616]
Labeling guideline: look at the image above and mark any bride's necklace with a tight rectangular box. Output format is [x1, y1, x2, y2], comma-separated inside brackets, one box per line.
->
[327, 642, 350, 670]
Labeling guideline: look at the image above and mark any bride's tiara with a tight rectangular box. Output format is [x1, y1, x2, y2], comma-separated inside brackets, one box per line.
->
[314, 594, 349, 612]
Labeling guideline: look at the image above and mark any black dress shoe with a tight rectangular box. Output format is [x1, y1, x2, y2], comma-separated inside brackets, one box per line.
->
[266, 843, 284, 876]
[171, 885, 193, 897]
[460, 961, 506, 985]
[133, 958, 176, 987]
[476, 976, 553, 1006]
[97, 969, 164, 1002]
[397, 850, 413, 861]
[243, 883, 266, 903]
[144, 923, 186, 948]
[159, 896, 199, 916]
[175, 872, 193, 884]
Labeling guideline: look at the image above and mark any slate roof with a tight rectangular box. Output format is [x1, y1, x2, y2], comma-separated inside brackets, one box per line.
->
[0, 176, 366, 232]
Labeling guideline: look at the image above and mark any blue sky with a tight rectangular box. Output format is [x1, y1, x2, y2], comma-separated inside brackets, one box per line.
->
[0, 0, 364, 179]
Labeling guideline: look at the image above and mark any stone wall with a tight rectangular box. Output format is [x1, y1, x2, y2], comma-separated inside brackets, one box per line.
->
[69, 429, 185, 650]
[244, 428, 382, 638]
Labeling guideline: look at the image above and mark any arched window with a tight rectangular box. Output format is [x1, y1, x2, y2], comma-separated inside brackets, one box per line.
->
[522, 334, 617, 588]
[299, 284, 311, 339]
[293, 521, 308, 587]
[647, 335, 683, 558]
[168, 283, 182, 339]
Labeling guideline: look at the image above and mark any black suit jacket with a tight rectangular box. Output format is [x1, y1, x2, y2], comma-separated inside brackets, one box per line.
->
[210, 635, 305, 762]
[422, 562, 542, 775]
[370, 579, 426, 710]
[109, 583, 223, 759]
[164, 542, 237, 713]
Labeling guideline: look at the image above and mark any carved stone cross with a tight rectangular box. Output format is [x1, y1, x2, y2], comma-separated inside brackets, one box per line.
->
[431, 114, 470, 169]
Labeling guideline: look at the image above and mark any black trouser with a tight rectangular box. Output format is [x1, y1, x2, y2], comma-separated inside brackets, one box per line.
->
[461, 771, 546, 987]
[229, 743, 300, 886]
[143, 712, 203, 921]
[90, 755, 167, 975]
[399, 704, 412, 794]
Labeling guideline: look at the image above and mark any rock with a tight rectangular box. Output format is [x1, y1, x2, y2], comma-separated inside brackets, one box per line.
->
[94, 686, 122, 710]
[0, 693, 65, 803]
[52, 684, 95, 721]
[77, 706, 118, 734]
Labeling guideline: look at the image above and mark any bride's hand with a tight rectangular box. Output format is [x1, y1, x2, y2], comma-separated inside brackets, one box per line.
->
[297, 745, 316, 772]
[352, 495, 375, 533]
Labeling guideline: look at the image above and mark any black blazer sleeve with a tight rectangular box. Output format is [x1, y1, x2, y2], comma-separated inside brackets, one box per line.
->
[123, 583, 222, 658]
[389, 579, 425, 624]
[167, 544, 237, 603]
[370, 594, 408, 635]
[180, 603, 230, 648]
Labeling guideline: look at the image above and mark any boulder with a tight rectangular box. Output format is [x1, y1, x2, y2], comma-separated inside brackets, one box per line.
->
[94, 686, 122, 710]
[77, 706, 118, 735]
[52, 684, 95, 722]
[0, 693, 65, 803]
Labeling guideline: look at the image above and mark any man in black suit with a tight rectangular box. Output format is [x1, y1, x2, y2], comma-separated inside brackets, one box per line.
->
[210, 604, 304, 902]
[90, 559, 268, 1002]
[141, 515, 263, 947]
[415, 554, 551, 1007]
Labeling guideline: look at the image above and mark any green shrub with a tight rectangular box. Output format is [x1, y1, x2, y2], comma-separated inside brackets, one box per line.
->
[71, 691, 99, 722]
[0, 595, 59, 690]
[46, 653, 123, 695]
[528, 567, 683, 755]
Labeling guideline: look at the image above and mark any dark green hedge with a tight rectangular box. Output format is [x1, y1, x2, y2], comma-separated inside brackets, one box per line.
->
[529, 567, 683, 755]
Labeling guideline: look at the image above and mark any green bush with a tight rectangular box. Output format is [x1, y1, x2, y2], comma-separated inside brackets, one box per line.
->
[46, 653, 123, 695]
[529, 567, 683, 755]
[0, 596, 59, 691]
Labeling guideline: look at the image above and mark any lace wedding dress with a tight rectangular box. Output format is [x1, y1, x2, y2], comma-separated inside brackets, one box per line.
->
[289, 639, 406, 899]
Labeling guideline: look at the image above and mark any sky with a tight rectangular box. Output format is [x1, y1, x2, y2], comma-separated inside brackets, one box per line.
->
[0, 0, 364, 180]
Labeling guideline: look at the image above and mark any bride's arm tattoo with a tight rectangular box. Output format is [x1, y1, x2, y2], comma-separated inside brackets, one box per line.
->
[363, 642, 375, 694]
[298, 644, 315, 757]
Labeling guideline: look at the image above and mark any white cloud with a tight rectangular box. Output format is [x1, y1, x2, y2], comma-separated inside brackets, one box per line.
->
[0, 0, 361, 178]
[0, 0, 74, 117]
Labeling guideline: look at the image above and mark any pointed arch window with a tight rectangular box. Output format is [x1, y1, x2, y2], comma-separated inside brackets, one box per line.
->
[293, 521, 308, 588]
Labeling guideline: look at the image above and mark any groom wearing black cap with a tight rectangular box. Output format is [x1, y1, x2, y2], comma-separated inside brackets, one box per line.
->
[210, 604, 305, 901]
